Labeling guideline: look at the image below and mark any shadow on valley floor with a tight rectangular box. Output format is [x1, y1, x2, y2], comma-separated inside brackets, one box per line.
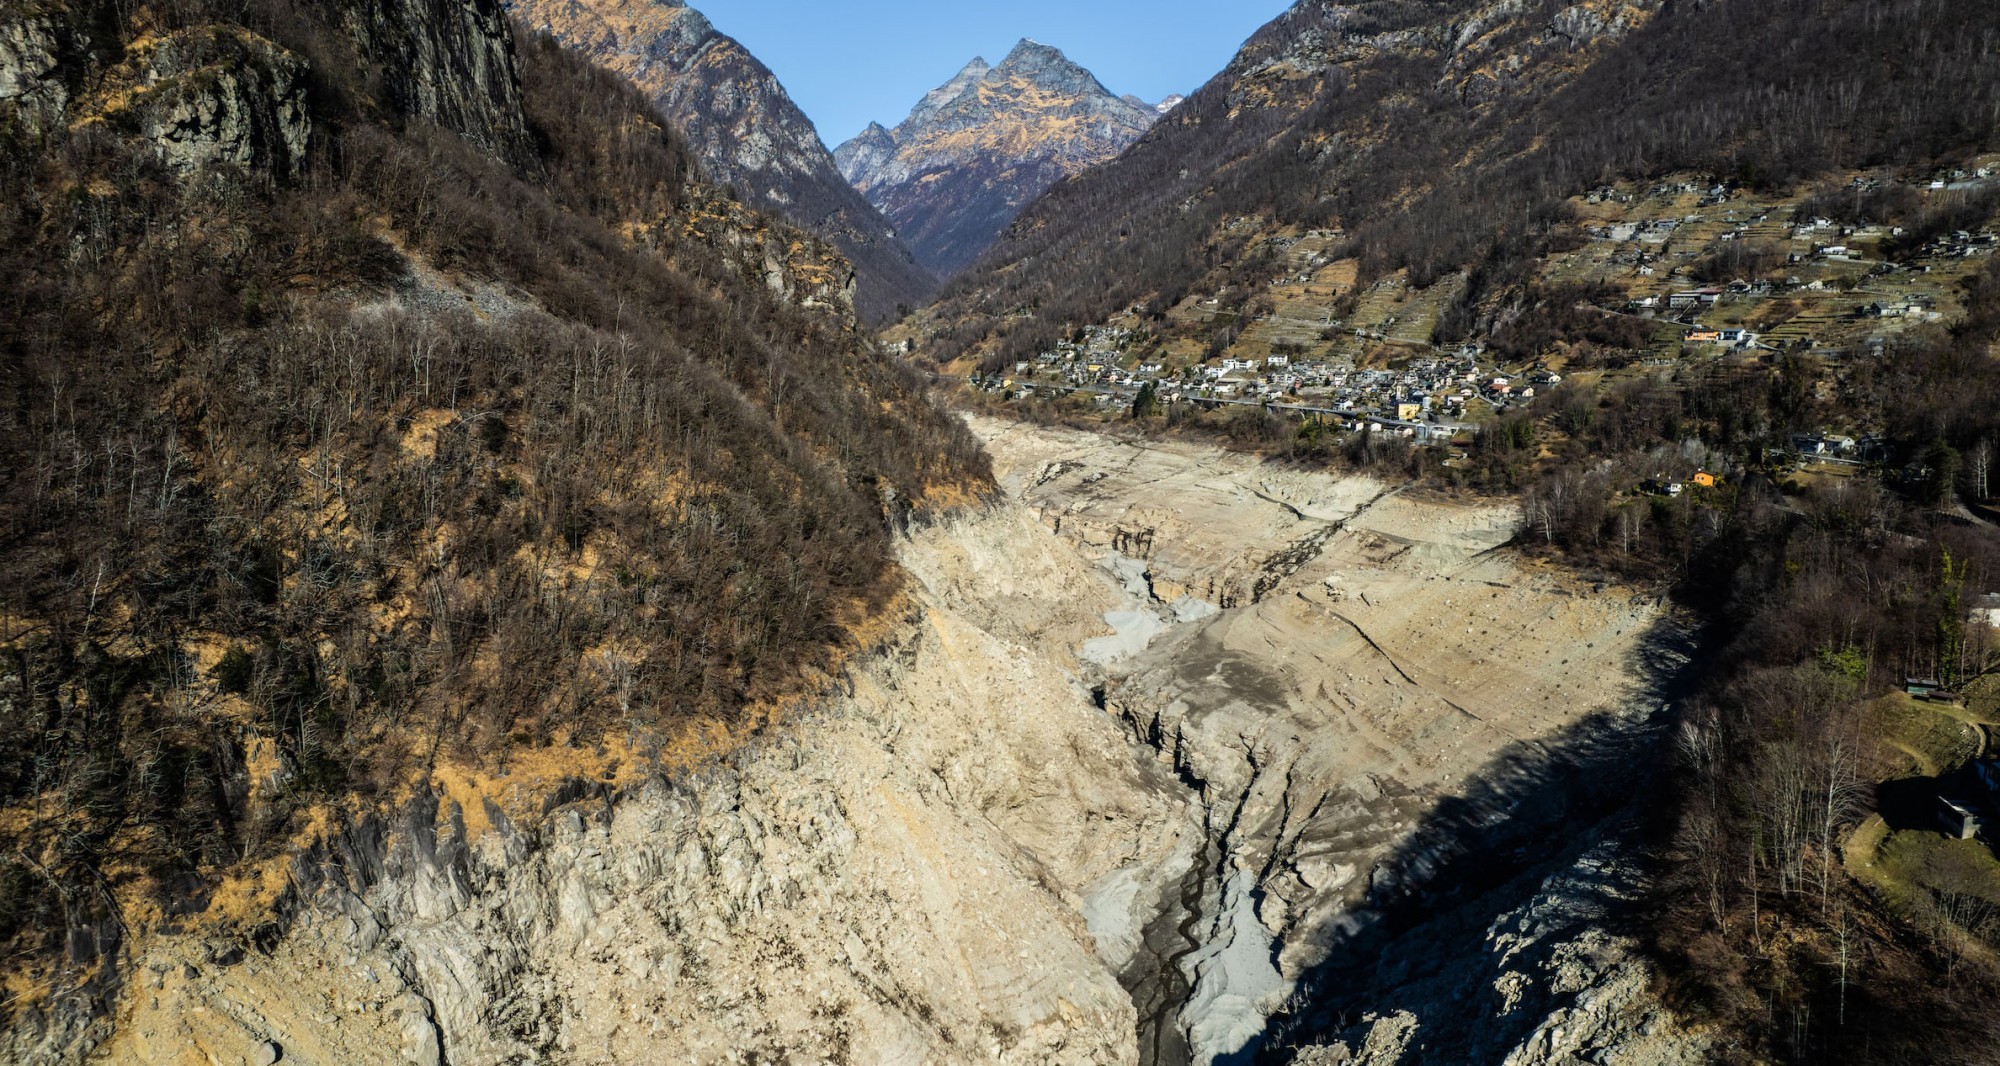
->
[1222, 616, 1701, 1065]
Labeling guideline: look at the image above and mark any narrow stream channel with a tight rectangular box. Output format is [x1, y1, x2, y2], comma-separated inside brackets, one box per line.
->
[1125, 835, 1215, 1066]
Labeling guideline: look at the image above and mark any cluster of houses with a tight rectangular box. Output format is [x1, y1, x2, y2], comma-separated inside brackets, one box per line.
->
[1860, 296, 1939, 320]
[990, 344, 1514, 441]
[1918, 229, 2000, 260]
[1780, 431, 1893, 466]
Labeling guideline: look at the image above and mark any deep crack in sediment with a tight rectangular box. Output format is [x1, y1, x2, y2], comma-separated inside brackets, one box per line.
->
[973, 416, 1711, 1066]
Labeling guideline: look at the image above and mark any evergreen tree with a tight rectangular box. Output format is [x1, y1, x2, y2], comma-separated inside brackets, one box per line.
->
[1132, 381, 1159, 419]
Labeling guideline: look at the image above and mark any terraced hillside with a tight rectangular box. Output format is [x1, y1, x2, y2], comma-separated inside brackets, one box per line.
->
[914, 0, 2000, 373]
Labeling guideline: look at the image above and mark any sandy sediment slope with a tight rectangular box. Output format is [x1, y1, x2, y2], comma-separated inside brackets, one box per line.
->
[70, 500, 1191, 1066]
[971, 416, 1708, 1065]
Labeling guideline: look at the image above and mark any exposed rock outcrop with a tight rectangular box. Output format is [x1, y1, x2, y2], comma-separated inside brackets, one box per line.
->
[7, 0, 532, 177]
[682, 181, 860, 321]
[508, 0, 937, 322]
[72, 27, 311, 179]
[833, 40, 1161, 278]
[345, 0, 531, 159]
[0, 14, 68, 137]
[1285, 841, 1708, 1066]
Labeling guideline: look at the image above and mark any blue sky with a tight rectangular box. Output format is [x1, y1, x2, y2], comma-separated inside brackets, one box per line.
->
[691, 0, 1289, 146]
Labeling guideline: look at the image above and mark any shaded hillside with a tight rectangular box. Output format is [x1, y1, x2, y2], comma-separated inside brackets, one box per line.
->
[923, 0, 2000, 369]
[0, 0, 984, 1037]
[834, 39, 1160, 278]
[506, 0, 937, 322]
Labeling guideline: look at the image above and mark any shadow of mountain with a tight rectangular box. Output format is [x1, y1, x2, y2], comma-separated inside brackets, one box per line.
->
[1225, 615, 1701, 1064]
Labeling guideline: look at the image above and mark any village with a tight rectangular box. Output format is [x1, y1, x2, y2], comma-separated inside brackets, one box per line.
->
[967, 328, 1525, 443]
[956, 159, 2000, 475]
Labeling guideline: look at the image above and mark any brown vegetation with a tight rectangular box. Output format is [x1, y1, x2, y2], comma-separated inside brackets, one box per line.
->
[0, 0, 985, 1008]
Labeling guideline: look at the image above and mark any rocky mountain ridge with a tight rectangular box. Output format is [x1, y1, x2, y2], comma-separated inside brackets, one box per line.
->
[506, 0, 937, 322]
[834, 38, 1160, 278]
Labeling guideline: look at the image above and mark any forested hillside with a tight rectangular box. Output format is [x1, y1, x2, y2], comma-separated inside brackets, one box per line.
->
[508, 0, 940, 323]
[0, 0, 984, 1032]
[922, 0, 2000, 369]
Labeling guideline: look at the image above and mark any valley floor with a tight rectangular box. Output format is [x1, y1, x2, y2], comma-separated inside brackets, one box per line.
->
[969, 416, 1713, 1065]
[46, 419, 1717, 1065]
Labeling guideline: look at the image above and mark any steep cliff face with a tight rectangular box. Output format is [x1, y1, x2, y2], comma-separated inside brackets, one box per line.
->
[681, 180, 859, 322]
[507, 0, 937, 322]
[69, 26, 312, 179]
[0, 13, 69, 137]
[344, 0, 531, 158]
[833, 39, 1160, 278]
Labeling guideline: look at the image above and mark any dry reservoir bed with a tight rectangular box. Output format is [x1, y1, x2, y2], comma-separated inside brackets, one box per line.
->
[968, 416, 1706, 1065]
[60, 417, 1707, 1066]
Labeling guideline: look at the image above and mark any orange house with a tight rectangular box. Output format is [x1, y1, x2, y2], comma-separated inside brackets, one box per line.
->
[1693, 472, 1718, 488]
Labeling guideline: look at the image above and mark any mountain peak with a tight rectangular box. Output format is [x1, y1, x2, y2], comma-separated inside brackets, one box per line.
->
[833, 36, 1159, 278]
[1002, 37, 1062, 61]
[995, 37, 1094, 84]
[909, 55, 992, 126]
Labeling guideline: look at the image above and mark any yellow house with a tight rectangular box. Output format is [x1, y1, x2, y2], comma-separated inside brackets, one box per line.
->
[1396, 403, 1422, 421]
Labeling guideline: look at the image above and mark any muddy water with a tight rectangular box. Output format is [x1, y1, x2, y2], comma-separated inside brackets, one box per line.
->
[1125, 837, 1213, 1066]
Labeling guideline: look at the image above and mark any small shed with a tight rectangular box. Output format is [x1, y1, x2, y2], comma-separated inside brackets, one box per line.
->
[1941, 797, 1983, 841]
